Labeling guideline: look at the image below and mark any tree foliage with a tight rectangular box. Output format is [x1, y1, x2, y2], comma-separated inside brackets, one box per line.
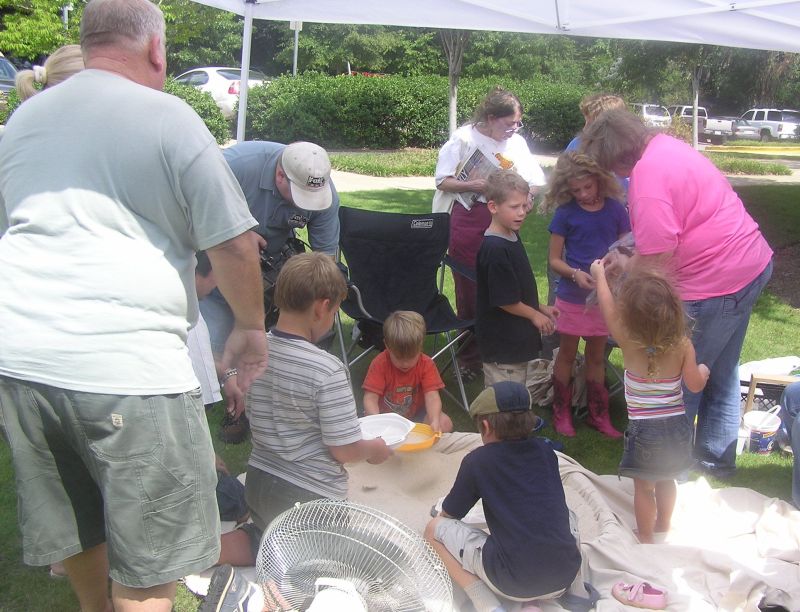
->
[161, 0, 242, 75]
[1, 1, 798, 116]
[0, 0, 80, 60]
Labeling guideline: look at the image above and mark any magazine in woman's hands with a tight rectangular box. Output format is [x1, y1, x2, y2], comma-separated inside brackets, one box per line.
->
[455, 147, 500, 209]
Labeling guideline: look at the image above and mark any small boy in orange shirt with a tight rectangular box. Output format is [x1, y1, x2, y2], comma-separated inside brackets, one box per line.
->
[363, 311, 454, 433]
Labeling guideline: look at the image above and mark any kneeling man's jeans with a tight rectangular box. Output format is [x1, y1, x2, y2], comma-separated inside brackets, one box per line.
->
[683, 261, 772, 472]
[779, 382, 800, 508]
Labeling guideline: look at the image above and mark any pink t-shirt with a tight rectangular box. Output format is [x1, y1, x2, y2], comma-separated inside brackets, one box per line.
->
[628, 134, 772, 300]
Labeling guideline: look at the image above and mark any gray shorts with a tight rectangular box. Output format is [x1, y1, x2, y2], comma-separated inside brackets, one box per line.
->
[0, 376, 220, 588]
[433, 517, 492, 584]
[434, 516, 574, 601]
[245, 466, 326, 533]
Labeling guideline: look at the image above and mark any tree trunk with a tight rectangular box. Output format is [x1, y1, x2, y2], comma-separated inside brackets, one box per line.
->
[439, 29, 471, 136]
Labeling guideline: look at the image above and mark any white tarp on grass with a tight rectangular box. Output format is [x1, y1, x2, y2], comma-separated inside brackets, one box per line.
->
[186, 433, 800, 611]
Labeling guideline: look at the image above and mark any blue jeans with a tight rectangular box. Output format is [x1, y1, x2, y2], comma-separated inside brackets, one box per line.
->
[779, 382, 800, 508]
[199, 288, 234, 356]
[683, 261, 772, 472]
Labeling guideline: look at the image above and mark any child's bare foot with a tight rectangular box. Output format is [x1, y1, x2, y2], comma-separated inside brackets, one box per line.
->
[633, 529, 654, 544]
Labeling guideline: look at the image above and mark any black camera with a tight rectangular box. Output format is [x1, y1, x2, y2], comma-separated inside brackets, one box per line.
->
[260, 235, 306, 327]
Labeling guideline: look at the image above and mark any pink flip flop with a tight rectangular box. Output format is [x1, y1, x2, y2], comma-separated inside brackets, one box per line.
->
[611, 582, 667, 609]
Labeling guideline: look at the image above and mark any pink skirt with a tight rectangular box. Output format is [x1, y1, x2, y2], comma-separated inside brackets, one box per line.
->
[554, 297, 608, 337]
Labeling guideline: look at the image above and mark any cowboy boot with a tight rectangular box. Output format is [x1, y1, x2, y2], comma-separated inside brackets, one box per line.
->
[585, 380, 622, 438]
[551, 376, 576, 437]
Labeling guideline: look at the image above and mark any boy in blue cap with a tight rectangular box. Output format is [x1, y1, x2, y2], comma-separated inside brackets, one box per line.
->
[425, 381, 581, 612]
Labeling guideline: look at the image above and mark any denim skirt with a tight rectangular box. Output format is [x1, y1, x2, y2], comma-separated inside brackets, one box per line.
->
[619, 414, 694, 481]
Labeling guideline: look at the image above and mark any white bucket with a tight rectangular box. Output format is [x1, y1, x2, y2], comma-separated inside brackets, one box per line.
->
[742, 410, 781, 454]
[736, 427, 749, 455]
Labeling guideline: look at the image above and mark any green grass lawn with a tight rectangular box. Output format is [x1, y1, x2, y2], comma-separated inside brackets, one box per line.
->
[329, 149, 438, 177]
[702, 152, 793, 175]
[1, 185, 797, 611]
[330, 147, 793, 176]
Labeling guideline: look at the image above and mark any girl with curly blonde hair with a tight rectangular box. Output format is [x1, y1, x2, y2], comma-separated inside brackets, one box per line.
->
[543, 152, 629, 438]
[591, 260, 709, 543]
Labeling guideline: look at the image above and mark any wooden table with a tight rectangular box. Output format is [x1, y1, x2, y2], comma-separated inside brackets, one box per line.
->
[742, 374, 800, 413]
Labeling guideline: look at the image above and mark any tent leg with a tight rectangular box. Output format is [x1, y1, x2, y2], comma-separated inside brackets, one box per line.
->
[235, 1, 255, 142]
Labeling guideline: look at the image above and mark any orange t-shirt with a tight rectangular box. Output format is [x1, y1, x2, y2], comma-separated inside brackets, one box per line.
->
[362, 350, 445, 420]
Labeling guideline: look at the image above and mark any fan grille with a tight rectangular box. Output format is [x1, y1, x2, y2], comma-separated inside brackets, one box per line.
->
[255, 500, 452, 611]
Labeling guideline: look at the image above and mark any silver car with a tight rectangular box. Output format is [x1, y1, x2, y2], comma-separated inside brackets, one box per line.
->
[174, 66, 269, 119]
[0, 55, 17, 94]
[632, 103, 671, 128]
[729, 118, 760, 141]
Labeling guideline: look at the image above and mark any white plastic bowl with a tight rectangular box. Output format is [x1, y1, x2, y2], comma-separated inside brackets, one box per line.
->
[358, 413, 414, 448]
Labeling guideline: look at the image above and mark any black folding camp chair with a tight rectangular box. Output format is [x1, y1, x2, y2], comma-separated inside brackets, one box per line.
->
[334, 207, 474, 412]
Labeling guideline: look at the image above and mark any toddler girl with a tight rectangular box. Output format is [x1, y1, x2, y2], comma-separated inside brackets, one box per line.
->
[543, 152, 630, 437]
[591, 261, 709, 543]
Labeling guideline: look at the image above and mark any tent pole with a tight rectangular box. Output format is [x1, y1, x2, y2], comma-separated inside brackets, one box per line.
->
[235, 0, 256, 142]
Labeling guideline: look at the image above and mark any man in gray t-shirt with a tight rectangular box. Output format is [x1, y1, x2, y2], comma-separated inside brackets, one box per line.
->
[0, 1, 266, 609]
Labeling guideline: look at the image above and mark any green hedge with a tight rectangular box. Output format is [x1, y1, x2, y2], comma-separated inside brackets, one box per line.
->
[163, 78, 230, 144]
[1, 79, 229, 144]
[0, 89, 20, 125]
[246, 75, 588, 149]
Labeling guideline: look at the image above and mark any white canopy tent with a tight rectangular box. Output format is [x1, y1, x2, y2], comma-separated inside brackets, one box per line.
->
[191, 0, 800, 141]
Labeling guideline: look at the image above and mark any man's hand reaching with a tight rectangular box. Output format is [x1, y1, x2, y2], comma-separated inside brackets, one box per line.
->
[221, 327, 268, 393]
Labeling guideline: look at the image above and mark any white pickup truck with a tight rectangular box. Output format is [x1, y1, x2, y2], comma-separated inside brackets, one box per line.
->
[702, 117, 735, 144]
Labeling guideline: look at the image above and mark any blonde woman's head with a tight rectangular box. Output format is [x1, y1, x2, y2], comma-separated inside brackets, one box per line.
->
[15, 45, 84, 101]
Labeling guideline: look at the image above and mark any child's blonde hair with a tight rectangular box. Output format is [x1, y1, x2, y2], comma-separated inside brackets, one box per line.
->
[274, 252, 347, 313]
[383, 310, 425, 359]
[616, 265, 688, 378]
[541, 152, 623, 213]
[485, 169, 529, 206]
[15, 45, 84, 101]
[579, 93, 626, 123]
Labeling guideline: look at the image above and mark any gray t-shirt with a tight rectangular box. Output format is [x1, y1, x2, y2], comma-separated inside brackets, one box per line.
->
[248, 330, 363, 499]
[0, 69, 256, 394]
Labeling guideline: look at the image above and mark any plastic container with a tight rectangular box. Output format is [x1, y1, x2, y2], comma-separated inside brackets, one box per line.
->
[358, 413, 414, 448]
[396, 423, 441, 453]
[742, 409, 781, 454]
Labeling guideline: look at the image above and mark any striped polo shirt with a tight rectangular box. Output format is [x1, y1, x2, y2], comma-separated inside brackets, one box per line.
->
[248, 329, 363, 498]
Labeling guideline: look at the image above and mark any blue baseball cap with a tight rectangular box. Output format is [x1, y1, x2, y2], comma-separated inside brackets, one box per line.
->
[469, 381, 531, 418]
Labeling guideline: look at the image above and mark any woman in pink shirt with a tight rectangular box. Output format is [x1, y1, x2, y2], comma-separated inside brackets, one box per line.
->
[581, 109, 773, 479]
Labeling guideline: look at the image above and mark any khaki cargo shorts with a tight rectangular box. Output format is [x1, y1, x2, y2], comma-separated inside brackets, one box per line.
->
[0, 376, 220, 588]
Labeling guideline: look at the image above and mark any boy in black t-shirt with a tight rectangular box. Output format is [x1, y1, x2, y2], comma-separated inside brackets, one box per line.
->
[424, 382, 582, 611]
[475, 169, 557, 386]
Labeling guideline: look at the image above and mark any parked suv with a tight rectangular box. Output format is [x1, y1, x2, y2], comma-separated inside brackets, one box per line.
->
[631, 103, 671, 128]
[668, 105, 708, 130]
[740, 108, 800, 141]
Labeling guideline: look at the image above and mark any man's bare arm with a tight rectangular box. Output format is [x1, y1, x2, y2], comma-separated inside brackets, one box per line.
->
[207, 232, 267, 390]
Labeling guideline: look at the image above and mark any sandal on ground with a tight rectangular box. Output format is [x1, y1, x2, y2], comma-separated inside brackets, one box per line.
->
[611, 582, 667, 610]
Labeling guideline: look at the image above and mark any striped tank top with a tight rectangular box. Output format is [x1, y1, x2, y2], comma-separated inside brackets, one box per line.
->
[624, 370, 685, 420]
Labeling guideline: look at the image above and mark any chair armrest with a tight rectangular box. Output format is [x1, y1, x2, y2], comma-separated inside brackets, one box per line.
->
[443, 254, 476, 283]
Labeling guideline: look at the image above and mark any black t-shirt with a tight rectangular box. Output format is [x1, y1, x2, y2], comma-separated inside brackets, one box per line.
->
[476, 233, 542, 363]
[442, 438, 582, 598]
